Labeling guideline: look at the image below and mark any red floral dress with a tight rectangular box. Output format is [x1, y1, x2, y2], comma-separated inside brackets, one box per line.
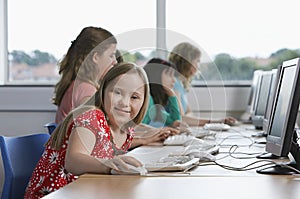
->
[24, 109, 134, 199]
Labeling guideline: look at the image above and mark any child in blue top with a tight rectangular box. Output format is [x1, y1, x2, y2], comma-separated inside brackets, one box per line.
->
[142, 58, 187, 129]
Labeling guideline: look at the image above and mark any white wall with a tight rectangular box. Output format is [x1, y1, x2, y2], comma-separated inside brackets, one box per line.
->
[0, 86, 251, 136]
[0, 86, 56, 136]
[187, 86, 250, 119]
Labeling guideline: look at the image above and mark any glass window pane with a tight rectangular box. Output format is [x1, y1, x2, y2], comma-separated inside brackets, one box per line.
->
[166, 0, 300, 84]
[7, 0, 155, 84]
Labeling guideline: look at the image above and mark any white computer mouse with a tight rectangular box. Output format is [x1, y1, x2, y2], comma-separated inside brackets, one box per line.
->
[111, 165, 147, 175]
[127, 165, 148, 175]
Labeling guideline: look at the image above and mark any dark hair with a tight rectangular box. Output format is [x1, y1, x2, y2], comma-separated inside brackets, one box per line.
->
[115, 49, 124, 63]
[143, 58, 177, 121]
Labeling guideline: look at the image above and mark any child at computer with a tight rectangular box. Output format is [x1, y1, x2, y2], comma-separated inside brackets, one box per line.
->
[169, 42, 237, 126]
[142, 58, 189, 131]
[53, 26, 118, 124]
[25, 63, 155, 199]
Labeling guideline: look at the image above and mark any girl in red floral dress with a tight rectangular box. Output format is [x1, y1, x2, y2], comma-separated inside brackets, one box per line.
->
[24, 63, 150, 199]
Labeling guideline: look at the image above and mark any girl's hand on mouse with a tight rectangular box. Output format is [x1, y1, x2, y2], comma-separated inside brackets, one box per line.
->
[100, 155, 142, 174]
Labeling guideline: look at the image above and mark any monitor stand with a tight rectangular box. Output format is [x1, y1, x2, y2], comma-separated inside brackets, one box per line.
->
[251, 131, 267, 137]
[255, 153, 285, 159]
[256, 162, 299, 175]
[256, 131, 300, 175]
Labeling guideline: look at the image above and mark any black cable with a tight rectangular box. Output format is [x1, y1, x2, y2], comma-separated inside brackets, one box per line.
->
[198, 159, 277, 172]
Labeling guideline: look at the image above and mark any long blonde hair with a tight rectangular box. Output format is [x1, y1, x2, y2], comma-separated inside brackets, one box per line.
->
[168, 42, 201, 89]
[52, 26, 117, 106]
[48, 62, 149, 150]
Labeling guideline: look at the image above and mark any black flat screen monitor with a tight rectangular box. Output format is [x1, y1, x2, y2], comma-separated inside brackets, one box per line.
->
[257, 58, 300, 175]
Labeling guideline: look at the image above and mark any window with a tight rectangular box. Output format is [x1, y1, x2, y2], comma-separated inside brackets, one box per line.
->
[3, 0, 156, 85]
[2, 0, 300, 85]
[166, 0, 300, 84]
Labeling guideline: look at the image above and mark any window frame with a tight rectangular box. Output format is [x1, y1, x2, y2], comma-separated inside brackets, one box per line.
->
[0, 0, 8, 85]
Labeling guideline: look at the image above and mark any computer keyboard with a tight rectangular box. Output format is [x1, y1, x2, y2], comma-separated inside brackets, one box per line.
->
[203, 123, 231, 131]
[144, 156, 200, 172]
[163, 134, 194, 145]
[188, 127, 216, 138]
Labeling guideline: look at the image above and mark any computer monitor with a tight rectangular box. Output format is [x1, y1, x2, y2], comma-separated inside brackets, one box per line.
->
[252, 71, 273, 129]
[252, 69, 279, 136]
[262, 69, 279, 132]
[240, 70, 262, 123]
[256, 57, 300, 175]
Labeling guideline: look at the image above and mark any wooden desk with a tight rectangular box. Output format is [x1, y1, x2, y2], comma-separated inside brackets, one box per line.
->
[43, 124, 300, 199]
[43, 174, 300, 199]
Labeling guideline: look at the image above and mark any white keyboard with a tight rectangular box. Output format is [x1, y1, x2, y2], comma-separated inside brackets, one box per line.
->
[203, 123, 230, 131]
[188, 127, 216, 138]
[144, 156, 200, 172]
[163, 134, 194, 145]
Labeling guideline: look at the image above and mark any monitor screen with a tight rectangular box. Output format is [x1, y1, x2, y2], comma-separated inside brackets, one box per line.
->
[254, 72, 273, 116]
[257, 58, 300, 175]
[266, 60, 299, 156]
[240, 70, 262, 123]
[262, 69, 279, 132]
[248, 70, 263, 114]
[252, 70, 274, 129]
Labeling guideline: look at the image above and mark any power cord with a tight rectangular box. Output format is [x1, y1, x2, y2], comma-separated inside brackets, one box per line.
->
[198, 159, 277, 171]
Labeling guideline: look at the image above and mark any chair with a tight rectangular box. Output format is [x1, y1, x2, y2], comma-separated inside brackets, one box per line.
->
[44, 122, 57, 135]
[0, 133, 50, 199]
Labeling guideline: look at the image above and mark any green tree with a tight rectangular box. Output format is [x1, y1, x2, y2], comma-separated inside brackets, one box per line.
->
[10, 50, 57, 66]
[269, 48, 300, 69]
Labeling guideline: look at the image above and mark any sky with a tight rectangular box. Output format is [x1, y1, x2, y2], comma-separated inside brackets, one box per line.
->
[7, 0, 300, 60]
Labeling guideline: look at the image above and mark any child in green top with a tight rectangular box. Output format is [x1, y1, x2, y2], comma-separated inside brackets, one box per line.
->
[142, 58, 187, 129]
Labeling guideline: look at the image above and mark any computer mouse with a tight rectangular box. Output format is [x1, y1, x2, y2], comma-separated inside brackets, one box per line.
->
[126, 164, 148, 175]
[111, 164, 148, 175]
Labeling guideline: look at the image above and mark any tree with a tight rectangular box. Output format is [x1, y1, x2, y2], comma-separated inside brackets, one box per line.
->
[9, 50, 57, 67]
[269, 48, 300, 69]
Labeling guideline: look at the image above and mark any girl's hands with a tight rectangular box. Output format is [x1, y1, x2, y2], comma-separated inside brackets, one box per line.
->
[223, 117, 238, 126]
[171, 120, 190, 133]
[140, 127, 180, 144]
[99, 155, 143, 174]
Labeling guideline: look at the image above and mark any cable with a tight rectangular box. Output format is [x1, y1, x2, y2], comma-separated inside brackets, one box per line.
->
[216, 145, 265, 161]
[198, 159, 277, 172]
[217, 134, 255, 147]
[228, 145, 265, 159]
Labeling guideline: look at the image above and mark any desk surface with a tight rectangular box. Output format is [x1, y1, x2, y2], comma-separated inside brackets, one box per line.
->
[43, 124, 300, 199]
[44, 174, 300, 199]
